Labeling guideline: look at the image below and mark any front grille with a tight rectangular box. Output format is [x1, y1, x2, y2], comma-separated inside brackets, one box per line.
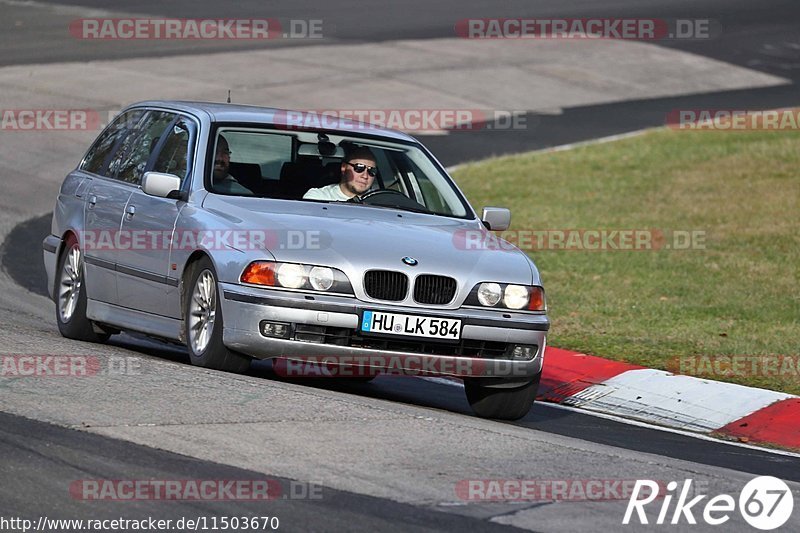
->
[413, 275, 457, 305]
[364, 270, 408, 301]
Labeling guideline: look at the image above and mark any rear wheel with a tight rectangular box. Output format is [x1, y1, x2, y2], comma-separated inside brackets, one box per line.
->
[464, 373, 541, 420]
[184, 257, 251, 373]
[55, 236, 110, 343]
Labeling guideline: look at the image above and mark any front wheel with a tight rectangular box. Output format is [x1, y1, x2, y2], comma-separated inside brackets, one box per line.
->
[184, 257, 251, 373]
[464, 373, 541, 420]
[55, 236, 110, 343]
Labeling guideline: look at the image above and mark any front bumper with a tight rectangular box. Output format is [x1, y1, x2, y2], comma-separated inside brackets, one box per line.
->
[220, 283, 548, 382]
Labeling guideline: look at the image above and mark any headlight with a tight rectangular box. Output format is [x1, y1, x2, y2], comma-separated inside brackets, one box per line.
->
[276, 263, 307, 289]
[241, 261, 354, 295]
[467, 282, 546, 312]
[309, 266, 334, 291]
[503, 284, 529, 309]
[477, 282, 502, 306]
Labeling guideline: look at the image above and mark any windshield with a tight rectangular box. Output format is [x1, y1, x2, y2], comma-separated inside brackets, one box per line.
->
[207, 126, 471, 218]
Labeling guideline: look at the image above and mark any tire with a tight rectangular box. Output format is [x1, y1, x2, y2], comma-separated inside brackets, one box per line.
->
[55, 236, 110, 343]
[464, 373, 541, 420]
[184, 256, 251, 373]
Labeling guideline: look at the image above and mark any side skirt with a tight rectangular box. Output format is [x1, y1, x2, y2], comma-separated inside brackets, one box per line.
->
[87, 299, 182, 342]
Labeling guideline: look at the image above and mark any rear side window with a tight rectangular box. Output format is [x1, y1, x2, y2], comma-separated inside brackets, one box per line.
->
[107, 111, 176, 184]
[209, 129, 293, 196]
[152, 120, 194, 184]
[223, 130, 292, 179]
[80, 110, 143, 175]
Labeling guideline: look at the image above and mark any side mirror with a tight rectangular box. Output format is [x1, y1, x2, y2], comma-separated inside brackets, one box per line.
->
[481, 207, 511, 231]
[142, 172, 183, 200]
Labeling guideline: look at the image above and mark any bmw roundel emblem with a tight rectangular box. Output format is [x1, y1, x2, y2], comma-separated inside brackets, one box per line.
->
[402, 256, 418, 266]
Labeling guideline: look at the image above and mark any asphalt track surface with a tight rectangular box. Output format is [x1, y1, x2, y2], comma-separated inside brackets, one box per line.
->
[1, 1, 799, 531]
[2, 0, 800, 164]
[0, 412, 518, 533]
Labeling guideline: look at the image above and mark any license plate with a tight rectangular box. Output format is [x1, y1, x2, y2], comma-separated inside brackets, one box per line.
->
[360, 310, 461, 340]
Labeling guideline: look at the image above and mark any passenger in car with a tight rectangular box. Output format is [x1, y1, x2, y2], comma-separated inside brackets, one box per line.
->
[212, 135, 253, 195]
[303, 146, 377, 201]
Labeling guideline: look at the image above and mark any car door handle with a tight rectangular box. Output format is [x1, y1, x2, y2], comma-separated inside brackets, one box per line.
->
[125, 205, 136, 218]
[88, 195, 97, 209]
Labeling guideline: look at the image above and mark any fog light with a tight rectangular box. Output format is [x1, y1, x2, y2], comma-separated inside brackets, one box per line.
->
[508, 344, 537, 361]
[260, 321, 290, 338]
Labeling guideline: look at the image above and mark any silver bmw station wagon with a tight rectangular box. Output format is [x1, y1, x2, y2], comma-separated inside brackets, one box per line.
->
[43, 101, 549, 420]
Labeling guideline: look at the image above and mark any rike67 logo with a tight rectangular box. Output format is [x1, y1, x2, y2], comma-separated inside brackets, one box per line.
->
[624, 477, 794, 530]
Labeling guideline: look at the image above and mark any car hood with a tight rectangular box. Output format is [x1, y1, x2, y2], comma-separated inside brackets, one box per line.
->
[202, 195, 540, 287]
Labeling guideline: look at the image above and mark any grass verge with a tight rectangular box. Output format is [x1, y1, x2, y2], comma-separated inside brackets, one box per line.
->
[453, 127, 800, 394]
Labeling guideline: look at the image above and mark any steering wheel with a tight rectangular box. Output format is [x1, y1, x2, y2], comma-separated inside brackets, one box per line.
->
[358, 189, 408, 202]
[355, 189, 429, 212]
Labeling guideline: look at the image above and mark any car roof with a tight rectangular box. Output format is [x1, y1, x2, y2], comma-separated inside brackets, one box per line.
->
[129, 100, 417, 142]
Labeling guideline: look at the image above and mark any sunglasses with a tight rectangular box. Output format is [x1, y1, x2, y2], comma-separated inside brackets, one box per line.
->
[346, 162, 378, 177]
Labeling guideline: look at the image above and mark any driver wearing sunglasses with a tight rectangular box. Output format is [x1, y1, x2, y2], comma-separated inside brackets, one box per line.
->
[303, 146, 377, 201]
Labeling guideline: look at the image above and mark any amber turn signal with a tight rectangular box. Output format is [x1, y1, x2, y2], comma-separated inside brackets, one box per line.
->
[241, 261, 277, 286]
[528, 286, 546, 311]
